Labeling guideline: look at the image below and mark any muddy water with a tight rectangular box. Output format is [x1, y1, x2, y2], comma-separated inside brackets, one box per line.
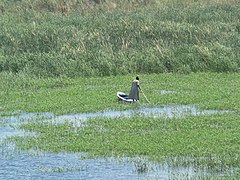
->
[0, 105, 229, 179]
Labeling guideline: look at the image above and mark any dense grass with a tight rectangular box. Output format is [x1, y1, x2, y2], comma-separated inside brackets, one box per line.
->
[1, 72, 240, 114]
[0, 0, 240, 77]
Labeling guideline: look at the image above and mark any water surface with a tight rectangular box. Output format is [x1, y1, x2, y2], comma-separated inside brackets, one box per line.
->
[53, 104, 225, 127]
[0, 105, 230, 179]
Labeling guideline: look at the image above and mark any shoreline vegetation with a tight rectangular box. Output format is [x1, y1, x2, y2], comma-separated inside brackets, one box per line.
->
[0, 0, 240, 77]
[1, 0, 240, 178]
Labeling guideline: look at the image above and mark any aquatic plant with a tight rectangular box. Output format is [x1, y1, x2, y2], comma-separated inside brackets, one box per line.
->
[133, 157, 148, 173]
[1, 72, 240, 113]
[11, 111, 240, 177]
[2, 72, 240, 178]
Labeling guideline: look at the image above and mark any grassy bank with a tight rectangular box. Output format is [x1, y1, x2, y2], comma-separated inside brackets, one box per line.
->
[0, 1, 240, 77]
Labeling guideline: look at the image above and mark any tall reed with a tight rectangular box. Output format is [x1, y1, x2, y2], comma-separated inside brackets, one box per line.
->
[0, 0, 239, 77]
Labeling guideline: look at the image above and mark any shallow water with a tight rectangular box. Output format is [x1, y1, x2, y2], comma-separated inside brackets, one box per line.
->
[0, 140, 216, 180]
[0, 148, 201, 180]
[53, 104, 225, 127]
[0, 105, 230, 179]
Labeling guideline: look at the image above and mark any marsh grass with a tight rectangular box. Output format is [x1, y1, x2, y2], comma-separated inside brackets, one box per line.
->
[1, 72, 240, 113]
[12, 112, 240, 177]
[2, 72, 240, 177]
[0, 1, 240, 77]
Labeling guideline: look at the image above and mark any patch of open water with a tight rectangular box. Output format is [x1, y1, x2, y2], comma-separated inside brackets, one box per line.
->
[53, 104, 225, 127]
[0, 104, 231, 179]
[0, 148, 205, 180]
[1, 140, 208, 180]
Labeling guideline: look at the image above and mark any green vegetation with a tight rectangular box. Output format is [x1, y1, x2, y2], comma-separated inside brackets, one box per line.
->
[1, 0, 240, 177]
[0, 0, 240, 77]
[1, 72, 239, 178]
[14, 112, 240, 172]
[1, 72, 240, 113]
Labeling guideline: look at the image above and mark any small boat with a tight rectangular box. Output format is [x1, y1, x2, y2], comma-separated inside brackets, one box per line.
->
[117, 91, 134, 102]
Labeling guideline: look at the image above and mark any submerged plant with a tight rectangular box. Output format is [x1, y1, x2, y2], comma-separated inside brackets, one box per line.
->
[133, 157, 148, 173]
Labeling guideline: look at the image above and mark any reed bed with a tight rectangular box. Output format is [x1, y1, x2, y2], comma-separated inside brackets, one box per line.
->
[0, 0, 240, 77]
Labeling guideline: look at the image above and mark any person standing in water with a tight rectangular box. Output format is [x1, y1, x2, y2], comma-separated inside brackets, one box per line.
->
[129, 76, 141, 101]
